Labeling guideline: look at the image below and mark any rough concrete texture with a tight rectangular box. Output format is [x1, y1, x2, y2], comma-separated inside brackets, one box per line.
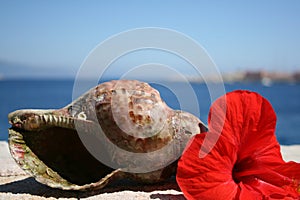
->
[1, 141, 300, 200]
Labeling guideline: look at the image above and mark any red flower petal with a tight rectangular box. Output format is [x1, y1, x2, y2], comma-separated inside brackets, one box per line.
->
[177, 90, 300, 200]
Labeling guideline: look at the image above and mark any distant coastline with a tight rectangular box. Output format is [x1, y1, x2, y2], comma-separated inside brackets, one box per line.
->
[223, 71, 300, 83]
[185, 71, 300, 84]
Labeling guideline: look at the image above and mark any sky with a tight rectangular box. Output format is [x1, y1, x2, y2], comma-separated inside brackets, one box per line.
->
[0, 0, 300, 79]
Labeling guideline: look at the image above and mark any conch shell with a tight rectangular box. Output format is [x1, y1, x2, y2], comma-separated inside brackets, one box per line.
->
[8, 80, 206, 190]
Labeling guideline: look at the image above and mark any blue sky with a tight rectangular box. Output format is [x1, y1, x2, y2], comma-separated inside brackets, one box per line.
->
[0, 1, 300, 78]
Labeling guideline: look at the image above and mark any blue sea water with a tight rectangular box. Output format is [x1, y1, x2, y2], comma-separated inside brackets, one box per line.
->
[0, 79, 299, 145]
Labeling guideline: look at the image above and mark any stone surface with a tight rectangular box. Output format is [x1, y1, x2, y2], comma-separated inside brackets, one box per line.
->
[1, 141, 300, 200]
[0, 142, 26, 177]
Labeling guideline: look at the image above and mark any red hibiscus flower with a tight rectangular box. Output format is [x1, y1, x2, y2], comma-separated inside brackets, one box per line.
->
[177, 90, 300, 200]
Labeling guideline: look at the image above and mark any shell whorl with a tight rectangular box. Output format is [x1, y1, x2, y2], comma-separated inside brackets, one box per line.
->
[66, 80, 201, 154]
[89, 80, 173, 153]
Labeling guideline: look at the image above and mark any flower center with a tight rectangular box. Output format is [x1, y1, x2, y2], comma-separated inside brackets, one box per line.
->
[231, 157, 253, 184]
[232, 162, 241, 183]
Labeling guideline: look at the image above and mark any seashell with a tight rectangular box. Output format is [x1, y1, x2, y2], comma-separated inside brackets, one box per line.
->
[8, 80, 207, 191]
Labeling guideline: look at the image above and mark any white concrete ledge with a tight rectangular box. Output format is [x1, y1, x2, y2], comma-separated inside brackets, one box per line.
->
[1, 141, 300, 199]
[280, 145, 300, 162]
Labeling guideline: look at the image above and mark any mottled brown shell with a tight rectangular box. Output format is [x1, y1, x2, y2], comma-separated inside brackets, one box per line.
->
[8, 80, 206, 190]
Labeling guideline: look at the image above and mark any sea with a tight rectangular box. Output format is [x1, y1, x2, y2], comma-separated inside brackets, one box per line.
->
[0, 79, 299, 145]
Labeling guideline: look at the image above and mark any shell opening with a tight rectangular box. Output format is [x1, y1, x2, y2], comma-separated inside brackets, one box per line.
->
[10, 126, 115, 186]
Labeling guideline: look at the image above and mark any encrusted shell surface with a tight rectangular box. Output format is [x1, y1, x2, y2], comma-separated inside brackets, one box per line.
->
[8, 80, 206, 190]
